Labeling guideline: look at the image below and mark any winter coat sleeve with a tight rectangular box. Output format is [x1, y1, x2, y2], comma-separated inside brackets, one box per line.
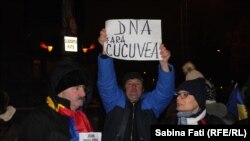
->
[97, 55, 125, 112]
[142, 64, 175, 118]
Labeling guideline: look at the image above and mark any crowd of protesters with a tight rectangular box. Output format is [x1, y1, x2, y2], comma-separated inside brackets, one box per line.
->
[1, 28, 249, 141]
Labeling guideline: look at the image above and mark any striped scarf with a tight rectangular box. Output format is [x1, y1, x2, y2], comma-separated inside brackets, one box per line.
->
[46, 96, 93, 141]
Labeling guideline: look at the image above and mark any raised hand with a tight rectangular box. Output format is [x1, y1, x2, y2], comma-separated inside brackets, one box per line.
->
[159, 44, 171, 72]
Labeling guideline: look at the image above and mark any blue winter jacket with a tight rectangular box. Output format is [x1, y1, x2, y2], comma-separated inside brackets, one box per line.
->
[97, 55, 175, 141]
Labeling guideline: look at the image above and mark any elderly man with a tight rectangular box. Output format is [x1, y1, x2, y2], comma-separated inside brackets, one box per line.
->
[18, 59, 93, 141]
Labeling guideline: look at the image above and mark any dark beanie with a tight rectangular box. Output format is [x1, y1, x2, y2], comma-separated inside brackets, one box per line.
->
[177, 78, 207, 109]
[55, 70, 88, 94]
[48, 57, 90, 98]
[123, 72, 143, 85]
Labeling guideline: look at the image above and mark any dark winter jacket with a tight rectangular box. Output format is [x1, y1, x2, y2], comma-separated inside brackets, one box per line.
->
[97, 55, 175, 141]
[17, 99, 72, 141]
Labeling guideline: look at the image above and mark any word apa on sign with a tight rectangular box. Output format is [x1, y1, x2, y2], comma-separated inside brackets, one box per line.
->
[105, 19, 162, 61]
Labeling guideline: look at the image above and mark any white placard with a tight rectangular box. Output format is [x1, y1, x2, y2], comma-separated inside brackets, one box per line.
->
[104, 19, 162, 61]
[79, 132, 102, 141]
[64, 36, 78, 52]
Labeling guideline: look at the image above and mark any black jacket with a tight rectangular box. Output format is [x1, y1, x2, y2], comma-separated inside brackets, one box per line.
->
[18, 102, 71, 141]
[103, 100, 157, 141]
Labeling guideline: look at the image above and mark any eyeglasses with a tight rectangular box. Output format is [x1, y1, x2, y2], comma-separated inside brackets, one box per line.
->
[175, 91, 190, 99]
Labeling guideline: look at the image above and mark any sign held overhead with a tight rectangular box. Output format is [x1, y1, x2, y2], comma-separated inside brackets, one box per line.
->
[104, 19, 162, 61]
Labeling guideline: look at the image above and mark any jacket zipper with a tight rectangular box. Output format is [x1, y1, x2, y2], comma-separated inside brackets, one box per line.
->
[130, 103, 135, 141]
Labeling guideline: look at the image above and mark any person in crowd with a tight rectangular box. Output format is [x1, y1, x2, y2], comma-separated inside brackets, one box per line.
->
[97, 28, 175, 141]
[182, 61, 234, 124]
[182, 61, 204, 81]
[161, 78, 225, 125]
[18, 58, 93, 141]
[0, 89, 22, 141]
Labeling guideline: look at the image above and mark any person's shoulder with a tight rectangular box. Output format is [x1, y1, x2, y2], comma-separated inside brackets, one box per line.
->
[205, 113, 226, 124]
[206, 102, 227, 118]
[19, 105, 60, 131]
[22, 105, 53, 121]
[159, 114, 177, 125]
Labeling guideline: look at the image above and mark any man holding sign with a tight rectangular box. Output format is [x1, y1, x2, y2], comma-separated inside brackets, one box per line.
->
[97, 19, 175, 141]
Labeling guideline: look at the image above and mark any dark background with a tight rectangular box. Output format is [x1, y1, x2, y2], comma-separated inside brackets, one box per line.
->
[1, 0, 250, 107]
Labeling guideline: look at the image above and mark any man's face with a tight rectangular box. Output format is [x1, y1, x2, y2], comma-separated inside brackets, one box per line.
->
[124, 79, 144, 103]
[58, 85, 86, 111]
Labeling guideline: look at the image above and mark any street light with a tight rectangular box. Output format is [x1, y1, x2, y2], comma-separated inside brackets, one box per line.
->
[47, 46, 53, 52]
[82, 43, 95, 53]
[40, 42, 53, 52]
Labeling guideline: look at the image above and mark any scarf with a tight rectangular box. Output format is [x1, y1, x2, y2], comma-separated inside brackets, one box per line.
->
[177, 109, 206, 125]
[46, 96, 93, 140]
[177, 111, 194, 125]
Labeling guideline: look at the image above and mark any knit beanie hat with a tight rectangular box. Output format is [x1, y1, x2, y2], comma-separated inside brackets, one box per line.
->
[182, 61, 204, 80]
[177, 78, 207, 109]
[123, 72, 144, 86]
[49, 58, 90, 96]
[185, 70, 204, 81]
[55, 70, 88, 94]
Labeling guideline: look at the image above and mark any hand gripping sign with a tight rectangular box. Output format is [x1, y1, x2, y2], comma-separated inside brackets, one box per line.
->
[104, 19, 162, 61]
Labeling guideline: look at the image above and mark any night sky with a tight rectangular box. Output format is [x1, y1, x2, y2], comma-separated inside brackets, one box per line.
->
[1, 0, 250, 106]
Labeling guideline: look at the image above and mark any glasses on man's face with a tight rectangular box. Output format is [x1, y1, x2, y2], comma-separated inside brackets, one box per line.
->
[175, 91, 190, 99]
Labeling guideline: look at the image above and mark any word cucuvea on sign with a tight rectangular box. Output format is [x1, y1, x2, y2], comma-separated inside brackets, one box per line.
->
[64, 36, 78, 52]
[104, 19, 162, 61]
